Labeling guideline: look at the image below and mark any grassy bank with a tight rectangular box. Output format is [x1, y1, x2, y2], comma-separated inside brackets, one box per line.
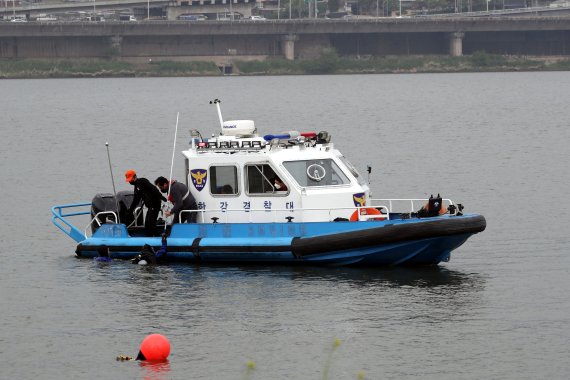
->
[1, 51, 570, 78]
[0, 59, 221, 78]
[235, 50, 570, 75]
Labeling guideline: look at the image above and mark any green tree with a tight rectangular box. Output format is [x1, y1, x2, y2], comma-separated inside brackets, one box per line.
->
[328, 0, 340, 12]
[300, 48, 339, 74]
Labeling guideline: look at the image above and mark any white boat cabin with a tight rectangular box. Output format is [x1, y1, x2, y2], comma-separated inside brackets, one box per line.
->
[180, 112, 371, 224]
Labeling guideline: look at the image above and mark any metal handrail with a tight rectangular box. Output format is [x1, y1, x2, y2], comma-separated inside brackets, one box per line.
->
[179, 198, 452, 224]
[53, 198, 451, 242]
[180, 204, 392, 223]
[51, 202, 159, 242]
[84, 211, 118, 238]
[126, 207, 144, 228]
[369, 198, 453, 213]
[51, 203, 91, 243]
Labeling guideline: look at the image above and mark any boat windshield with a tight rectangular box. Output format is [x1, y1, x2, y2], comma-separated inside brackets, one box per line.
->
[338, 155, 366, 186]
[283, 159, 350, 187]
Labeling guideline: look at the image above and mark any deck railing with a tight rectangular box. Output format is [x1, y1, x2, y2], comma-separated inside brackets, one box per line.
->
[51, 203, 91, 242]
[83, 211, 118, 238]
[180, 204, 392, 224]
[369, 198, 453, 213]
[52, 198, 452, 241]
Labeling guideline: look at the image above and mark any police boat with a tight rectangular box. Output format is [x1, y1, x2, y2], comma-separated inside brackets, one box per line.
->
[51, 100, 486, 266]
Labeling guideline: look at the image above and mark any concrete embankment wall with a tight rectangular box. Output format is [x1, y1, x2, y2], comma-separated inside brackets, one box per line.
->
[465, 31, 570, 55]
[1, 19, 570, 60]
[0, 37, 109, 58]
[121, 35, 279, 57]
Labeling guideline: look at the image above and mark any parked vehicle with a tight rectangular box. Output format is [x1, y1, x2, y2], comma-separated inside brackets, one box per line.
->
[82, 16, 105, 22]
[178, 14, 208, 21]
[119, 15, 137, 21]
[36, 15, 58, 22]
[216, 12, 242, 20]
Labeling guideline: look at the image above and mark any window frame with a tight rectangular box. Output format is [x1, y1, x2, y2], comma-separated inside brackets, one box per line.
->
[244, 162, 289, 197]
[282, 158, 351, 188]
[337, 155, 364, 185]
[209, 164, 240, 197]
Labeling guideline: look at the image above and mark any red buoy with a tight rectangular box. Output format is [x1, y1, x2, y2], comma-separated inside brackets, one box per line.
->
[137, 334, 171, 361]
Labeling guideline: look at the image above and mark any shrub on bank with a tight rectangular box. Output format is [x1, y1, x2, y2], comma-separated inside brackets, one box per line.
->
[0, 59, 222, 78]
[235, 58, 302, 74]
[547, 58, 570, 70]
[300, 48, 340, 74]
[470, 50, 506, 67]
[236, 53, 562, 75]
[237, 54, 480, 75]
[54, 59, 132, 73]
[0, 59, 133, 77]
[148, 60, 219, 75]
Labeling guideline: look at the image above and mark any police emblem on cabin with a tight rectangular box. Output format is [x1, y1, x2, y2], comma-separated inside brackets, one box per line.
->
[190, 169, 208, 192]
[353, 193, 366, 207]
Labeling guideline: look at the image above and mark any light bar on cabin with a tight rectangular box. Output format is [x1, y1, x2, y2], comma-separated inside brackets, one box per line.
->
[263, 131, 317, 141]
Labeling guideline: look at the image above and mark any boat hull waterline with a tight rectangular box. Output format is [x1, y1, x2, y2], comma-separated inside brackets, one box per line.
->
[74, 214, 486, 266]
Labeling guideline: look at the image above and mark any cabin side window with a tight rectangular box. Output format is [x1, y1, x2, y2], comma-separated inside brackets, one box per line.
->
[283, 159, 350, 187]
[210, 165, 238, 195]
[246, 164, 285, 195]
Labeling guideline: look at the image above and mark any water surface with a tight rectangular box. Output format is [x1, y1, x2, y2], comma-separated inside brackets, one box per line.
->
[1, 73, 569, 379]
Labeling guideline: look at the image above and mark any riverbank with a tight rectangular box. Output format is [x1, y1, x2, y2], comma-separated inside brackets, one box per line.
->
[1, 51, 570, 78]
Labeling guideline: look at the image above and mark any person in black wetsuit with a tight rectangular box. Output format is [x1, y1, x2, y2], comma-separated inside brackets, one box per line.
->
[132, 233, 168, 265]
[125, 170, 166, 236]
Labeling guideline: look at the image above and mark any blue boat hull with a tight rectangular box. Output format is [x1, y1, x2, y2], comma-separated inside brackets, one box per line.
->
[76, 214, 486, 266]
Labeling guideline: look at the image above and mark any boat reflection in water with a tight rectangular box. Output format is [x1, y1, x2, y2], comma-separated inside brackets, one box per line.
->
[165, 264, 486, 320]
[281, 265, 483, 288]
[179, 264, 485, 289]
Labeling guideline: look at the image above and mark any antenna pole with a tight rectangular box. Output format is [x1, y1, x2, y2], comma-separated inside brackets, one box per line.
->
[165, 112, 180, 228]
[210, 99, 224, 128]
[105, 142, 120, 223]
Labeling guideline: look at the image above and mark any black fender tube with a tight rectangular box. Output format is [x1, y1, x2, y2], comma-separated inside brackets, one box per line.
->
[291, 215, 486, 258]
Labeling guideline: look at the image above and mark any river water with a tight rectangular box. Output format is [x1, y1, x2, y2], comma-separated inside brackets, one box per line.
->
[1, 73, 569, 379]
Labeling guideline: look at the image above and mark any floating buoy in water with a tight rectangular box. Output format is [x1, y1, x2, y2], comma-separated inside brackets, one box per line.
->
[136, 334, 171, 361]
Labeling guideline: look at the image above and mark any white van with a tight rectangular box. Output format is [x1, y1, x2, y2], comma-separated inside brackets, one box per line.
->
[36, 15, 58, 22]
[10, 16, 27, 22]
